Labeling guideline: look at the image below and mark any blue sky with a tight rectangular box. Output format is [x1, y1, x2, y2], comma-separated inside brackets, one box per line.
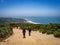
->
[0, 0, 60, 17]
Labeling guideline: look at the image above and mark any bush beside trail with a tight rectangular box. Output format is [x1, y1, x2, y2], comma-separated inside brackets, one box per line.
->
[53, 29, 60, 38]
[7, 23, 60, 38]
[0, 23, 13, 41]
[19, 23, 60, 38]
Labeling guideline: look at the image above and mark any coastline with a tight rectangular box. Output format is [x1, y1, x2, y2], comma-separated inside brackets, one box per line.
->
[25, 19, 40, 24]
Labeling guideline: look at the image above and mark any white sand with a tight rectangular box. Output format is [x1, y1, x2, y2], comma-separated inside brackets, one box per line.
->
[0, 27, 60, 45]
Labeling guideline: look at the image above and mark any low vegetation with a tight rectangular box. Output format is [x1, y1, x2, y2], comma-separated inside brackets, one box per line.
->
[53, 29, 60, 38]
[0, 23, 60, 41]
[10, 23, 60, 38]
[19, 23, 60, 38]
[0, 23, 13, 41]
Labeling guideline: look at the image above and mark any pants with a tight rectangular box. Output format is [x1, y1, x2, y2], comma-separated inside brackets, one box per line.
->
[23, 33, 25, 38]
[29, 32, 31, 36]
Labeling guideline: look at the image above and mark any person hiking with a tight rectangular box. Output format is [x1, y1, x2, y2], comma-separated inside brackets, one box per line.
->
[22, 28, 26, 38]
[16, 25, 18, 29]
[28, 26, 31, 36]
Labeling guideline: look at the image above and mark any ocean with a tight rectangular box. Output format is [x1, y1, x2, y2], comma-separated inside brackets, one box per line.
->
[19, 16, 60, 24]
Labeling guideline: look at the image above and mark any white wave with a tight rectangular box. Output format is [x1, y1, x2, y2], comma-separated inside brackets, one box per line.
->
[25, 19, 40, 24]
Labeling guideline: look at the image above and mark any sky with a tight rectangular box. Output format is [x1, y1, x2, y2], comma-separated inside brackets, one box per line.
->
[0, 0, 60, 17]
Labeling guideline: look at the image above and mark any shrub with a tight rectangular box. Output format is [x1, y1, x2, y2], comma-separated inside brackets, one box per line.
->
[46, 30, 53, 34]
[0, 24, 13, 41]
[39, 29, 47, 34]
[53, 29, 60, 37]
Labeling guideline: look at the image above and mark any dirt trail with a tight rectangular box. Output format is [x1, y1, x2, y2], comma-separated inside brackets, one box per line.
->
[0, 27, 60, 45]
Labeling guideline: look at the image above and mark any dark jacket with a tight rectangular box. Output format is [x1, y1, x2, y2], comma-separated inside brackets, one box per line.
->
[28, 28, 31, 32]
[22, 29, 26, 34]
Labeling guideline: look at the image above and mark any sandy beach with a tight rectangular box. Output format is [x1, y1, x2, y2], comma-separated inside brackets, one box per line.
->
[0, 27, 60, 45]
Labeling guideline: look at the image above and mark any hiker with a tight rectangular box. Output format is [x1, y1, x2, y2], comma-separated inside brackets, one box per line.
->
[28, 26, 31, 36]
[22, 28, 26, 38]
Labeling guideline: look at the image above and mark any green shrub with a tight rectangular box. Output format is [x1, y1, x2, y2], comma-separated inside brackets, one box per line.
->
[53, 29, 60, 37]
[0, 24, 13, 41]
[46, 30, 53, 34]
[39, 29, 47, 34]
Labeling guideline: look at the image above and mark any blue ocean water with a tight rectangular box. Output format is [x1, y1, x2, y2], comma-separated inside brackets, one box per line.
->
[20, 16, 60, 24]
[1, 16, 60, 24]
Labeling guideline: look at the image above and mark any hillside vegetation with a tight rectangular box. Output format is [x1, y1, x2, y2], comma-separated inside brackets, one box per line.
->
[0, 22, 60, 41]
[0, 23, 13, 41]
[17, 23, 60, 38]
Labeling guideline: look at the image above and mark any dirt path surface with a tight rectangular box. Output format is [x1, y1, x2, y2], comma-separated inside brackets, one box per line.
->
[0, 27, 60, 45]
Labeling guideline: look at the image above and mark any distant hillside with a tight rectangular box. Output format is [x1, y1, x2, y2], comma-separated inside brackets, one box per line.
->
[0, 18, 28, 24]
